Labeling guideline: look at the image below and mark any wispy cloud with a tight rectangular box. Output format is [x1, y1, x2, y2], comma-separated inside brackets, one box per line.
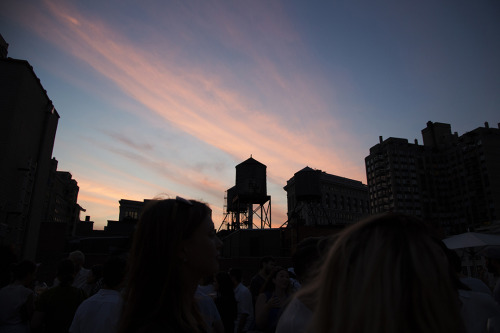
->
[13, 0, 368, 227]
[102, 130, 154, 152]
[30, 0, 365, 177]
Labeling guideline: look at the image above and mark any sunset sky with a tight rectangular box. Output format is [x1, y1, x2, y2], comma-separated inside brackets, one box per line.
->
[1, 1, 499, 230]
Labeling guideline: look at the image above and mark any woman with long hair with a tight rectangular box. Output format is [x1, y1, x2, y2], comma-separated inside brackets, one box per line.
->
[255, 266, 292, 333]
[118, 197, 222, 333]
[277, 213, 466, 333]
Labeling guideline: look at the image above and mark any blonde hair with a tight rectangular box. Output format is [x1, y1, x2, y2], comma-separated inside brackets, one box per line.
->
[302, 213, 465, 333]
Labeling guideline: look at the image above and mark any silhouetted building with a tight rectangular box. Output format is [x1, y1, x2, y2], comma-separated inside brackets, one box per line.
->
[104, 199, 151, 235]
[365, 138, 423, 216]
[118, 199, 148, 221]
[36, 158, 83, 263]
[74, 216, 94, 236]
[0, 48, 60, 259]
[284, 167, 369, 227]
[43, 158, 82, 235]
[221, 229, 283, 258]
[366, 121, 500, 235]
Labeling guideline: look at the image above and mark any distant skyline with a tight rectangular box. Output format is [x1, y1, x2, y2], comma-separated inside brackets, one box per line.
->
[1, 1, 499, 230]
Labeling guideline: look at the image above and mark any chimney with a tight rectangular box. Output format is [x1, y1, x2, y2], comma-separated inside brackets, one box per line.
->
[85, 216, 90, 222]
[485, 122, 489, 129]
[414, 139, 418, 145]
[379, 136, 383, 143]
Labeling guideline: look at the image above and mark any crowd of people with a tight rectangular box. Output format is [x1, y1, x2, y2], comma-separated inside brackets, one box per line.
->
[2, 196, 500, 333]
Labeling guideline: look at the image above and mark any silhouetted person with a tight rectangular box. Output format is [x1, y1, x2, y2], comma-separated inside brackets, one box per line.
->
[278, 213, 467, 333]
[70, 257, 126, 333]
[249, 256, 275, 305]
[445, 247, 500, 333]
[32, 259, 87, 333]
[447, 247, 492, 295]
[85, 264, 103, 297]
[255, 266, 291, 333]
[195, 285, 224, 333]
[68, 250, 91, 293]
[229, 268, 254, 333]
[117, 197, 222, 333]
[0, 260, 36, 332]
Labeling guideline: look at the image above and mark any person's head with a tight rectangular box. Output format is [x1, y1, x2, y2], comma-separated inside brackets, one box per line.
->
[57, 259, 75, 286]
[119, 197, 221, 333]
[11, 260, 37, 286]
[68, 250, 85, 269]
[131, 197, 220, 280]
[259, 256, 276, 275]
[102, 257, 126, 290]
[308, 213, 465, 333]
[261, 266, 290, 294]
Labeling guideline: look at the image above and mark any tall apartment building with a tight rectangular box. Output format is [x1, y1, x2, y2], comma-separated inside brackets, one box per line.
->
[43, 158, 82, 236]
[284, 167, 369, 226]
[0, 42, 60, 259]
[365, 121, 500, 235]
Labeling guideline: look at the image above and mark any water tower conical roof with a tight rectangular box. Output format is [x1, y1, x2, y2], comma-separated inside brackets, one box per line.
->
[236, 156, 266, 168]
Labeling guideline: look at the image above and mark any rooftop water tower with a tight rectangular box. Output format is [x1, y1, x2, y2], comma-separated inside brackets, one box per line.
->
[220, 156, 271, 230]
[293, 167, 321, 202]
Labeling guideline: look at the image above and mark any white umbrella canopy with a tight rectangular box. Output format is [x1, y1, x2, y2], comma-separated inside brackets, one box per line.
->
[443, 232, 500, 249]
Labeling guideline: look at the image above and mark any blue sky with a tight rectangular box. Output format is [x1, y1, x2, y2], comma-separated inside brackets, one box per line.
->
[1, 0, 499, 229]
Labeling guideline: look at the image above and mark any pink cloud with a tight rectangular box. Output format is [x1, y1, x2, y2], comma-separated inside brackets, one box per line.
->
[18, 0, 367, 227]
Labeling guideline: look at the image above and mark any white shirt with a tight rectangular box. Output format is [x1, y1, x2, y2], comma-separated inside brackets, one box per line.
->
[234, 283, 254, 332]
[69, 289, 122, 333]
[195, 287, 221, 333]
[461, 277, 493, 295]
[73, 268, 90, 290]
[276, 296, 312, 333]
[460, 289, 500, 333]
[0, 284, 34, 333]
[53, 267, 90, 292]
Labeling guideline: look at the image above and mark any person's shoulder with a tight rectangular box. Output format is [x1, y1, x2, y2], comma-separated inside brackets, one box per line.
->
[460, 289, 500, 310]
[0, 284, 32, 296]
[241, 284, 252, 294]
[276, 297, 313, 333]
[461, 277, 493, 294]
